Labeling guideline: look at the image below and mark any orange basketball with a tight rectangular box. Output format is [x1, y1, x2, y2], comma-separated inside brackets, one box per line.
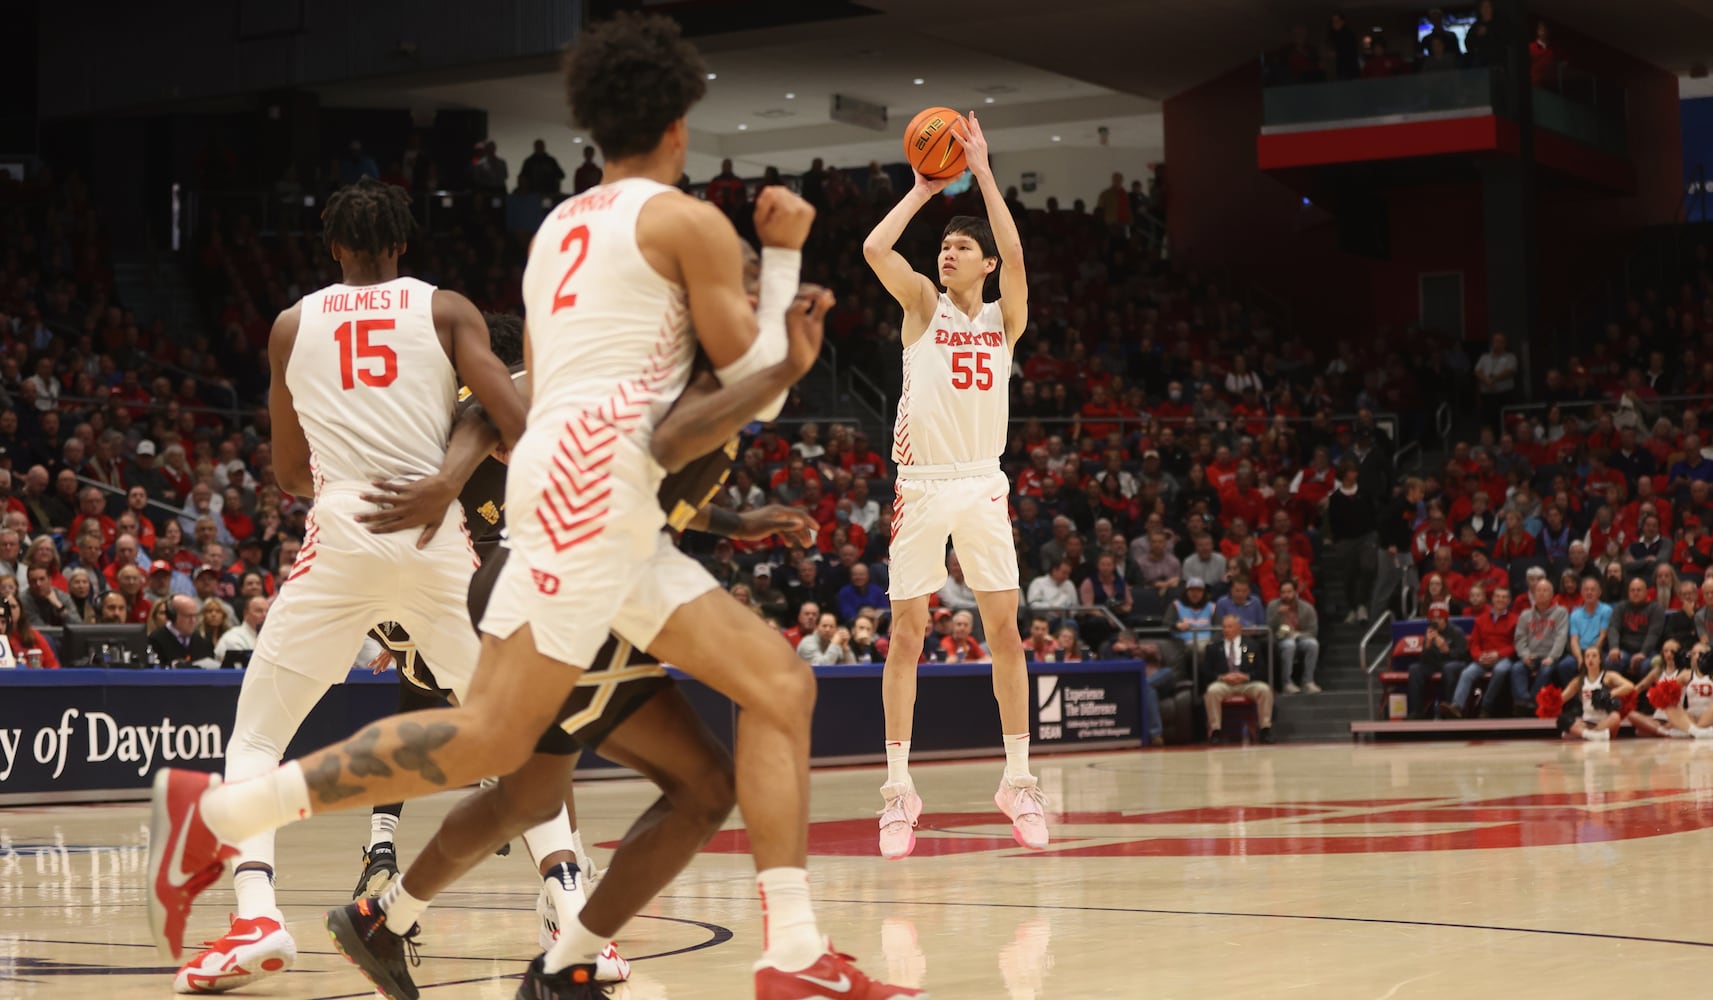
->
[903, 107, 968, 180]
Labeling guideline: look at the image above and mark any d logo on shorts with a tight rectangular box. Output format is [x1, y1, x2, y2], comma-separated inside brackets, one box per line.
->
[531, 568, 562, 595]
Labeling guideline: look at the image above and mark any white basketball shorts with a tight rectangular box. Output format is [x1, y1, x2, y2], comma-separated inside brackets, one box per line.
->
[888, 465, 1019, 601]
[478, 424, 717, 667]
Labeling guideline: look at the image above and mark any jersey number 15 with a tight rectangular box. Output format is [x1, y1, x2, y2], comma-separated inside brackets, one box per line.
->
[951, 350, 994, 391]
[334, 318, 398, 390]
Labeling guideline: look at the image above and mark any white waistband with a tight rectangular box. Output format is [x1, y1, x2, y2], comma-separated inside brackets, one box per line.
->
[898, 458, 1001, 481]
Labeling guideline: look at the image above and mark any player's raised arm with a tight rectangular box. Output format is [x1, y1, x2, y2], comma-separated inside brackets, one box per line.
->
[652, 284, 834, 472]
[863, 172, 949, 324]
[954, 112, 1028, 343]
[652, 189, 811, 422]
[436, 289, 526, 448]
[266, 302, 314, 498]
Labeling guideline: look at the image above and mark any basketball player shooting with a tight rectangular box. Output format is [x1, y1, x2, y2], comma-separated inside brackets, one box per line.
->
[862, 112, 1047, 859]
[146, 14, 920, 999]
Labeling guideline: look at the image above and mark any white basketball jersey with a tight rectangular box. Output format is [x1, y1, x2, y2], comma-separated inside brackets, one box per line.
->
[289, 277, 456, 493]
[1687, 673, 1713, 717]
[520, 178, 695, 440]
[893, 292, 1010, 470]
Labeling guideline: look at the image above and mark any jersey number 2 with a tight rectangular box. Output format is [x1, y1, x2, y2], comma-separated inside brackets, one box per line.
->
[951, 350, 993, 391]
[552, 225, 591, 313]
[334, 319, 398, 390]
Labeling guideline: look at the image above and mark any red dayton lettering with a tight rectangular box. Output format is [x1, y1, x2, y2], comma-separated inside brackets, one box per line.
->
[322, 289, 393, 313]
[932, 330, 1005, 347]
[555, 188, 621, 220]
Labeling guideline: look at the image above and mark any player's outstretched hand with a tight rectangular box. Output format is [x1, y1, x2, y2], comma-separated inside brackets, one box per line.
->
[754, 186, 817, 250]
[735, 504, 818, 547]
[369, 646, 396, 675]
[356, 475, 459, 549]
[951, 112, 990, 178]
[911, 170, 954, 197]
[784, 283, 835, 377]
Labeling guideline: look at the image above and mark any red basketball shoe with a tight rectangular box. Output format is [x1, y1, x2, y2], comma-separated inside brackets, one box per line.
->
[755, 947, 929, 999]
[148, 768, 238, 959]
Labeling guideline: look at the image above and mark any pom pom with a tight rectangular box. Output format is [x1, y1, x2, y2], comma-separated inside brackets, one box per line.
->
[1535, 685, 1564, 719]
[1649, 678, 1683, 710]
[1590, 687, 1621, 714]
[1620, 690, 1639, 718]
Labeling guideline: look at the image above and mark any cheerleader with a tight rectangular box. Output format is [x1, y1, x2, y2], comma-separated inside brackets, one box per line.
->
[1559, 645, 1635, 742]
[1627, 640, 1705, 737]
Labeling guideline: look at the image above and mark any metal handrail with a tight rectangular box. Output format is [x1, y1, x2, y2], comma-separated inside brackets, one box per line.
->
[1499, 391, 1713, 427]
[1394, 440, 1421, 472]
[1435, 402, 1453, 443]
[848, 368, 889, 429]
[1359, 609, 1396, 720]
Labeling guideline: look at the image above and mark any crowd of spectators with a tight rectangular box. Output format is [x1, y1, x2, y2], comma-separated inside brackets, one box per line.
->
[1268, 3, 1565, 86]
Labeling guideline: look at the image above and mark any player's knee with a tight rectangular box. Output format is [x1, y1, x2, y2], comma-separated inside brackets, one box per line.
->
[680, 758, 736, 832]
[889, 604, 929, 641]
[474, 717, 542, 776]
[753, 652, 817, 729]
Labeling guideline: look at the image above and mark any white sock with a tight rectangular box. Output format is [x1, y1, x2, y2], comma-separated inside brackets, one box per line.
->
[885, 741, 911, 787]
[369, 812, 399, 851]
[543, 861, 587, 927]
[542, 915, 608, 974]
[1692, 725, 1713, 740]
[1582, 729, 1611, 742]
[569, 828, 588, 867]
[201, 761, 312, 846]
[757, 867, 823, 972]
[1002, 733, 1032, 781]
[378, 878, 429, 932]
[232, 867, 282, 922]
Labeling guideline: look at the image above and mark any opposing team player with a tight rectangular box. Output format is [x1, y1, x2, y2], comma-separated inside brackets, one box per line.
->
[325, 278, 831, 1000]
[148, 14, 921, 999]
[862, 113, 1047, 859]
[169, 178, 526, 993]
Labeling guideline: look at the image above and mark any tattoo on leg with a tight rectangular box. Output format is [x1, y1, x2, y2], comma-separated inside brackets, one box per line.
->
[304, 754, 364, 805]
[346, 726, 394, 779]
[391, 721, 458, 785]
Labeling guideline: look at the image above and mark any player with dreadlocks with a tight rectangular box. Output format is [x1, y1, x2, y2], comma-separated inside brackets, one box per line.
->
[170, 177, 527, 993]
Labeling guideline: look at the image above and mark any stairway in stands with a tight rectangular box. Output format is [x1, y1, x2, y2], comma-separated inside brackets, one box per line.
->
[1271, 617, 1373, 742]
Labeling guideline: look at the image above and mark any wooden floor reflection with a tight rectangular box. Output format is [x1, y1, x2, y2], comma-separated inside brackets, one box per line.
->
[5, 740, 1713, 998]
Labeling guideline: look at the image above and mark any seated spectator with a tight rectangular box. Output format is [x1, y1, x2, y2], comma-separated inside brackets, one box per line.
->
[1408, 609, 1468, 720]
[1025, 559, 1078, 618]
[1024, 616, 1060, 661]
[1079, 553, 1133, 640]
[1566, 576, 1611, 666]
[795, 611, 855, 666]
[1420, 572, 1458, 617]
[1361, 36, 1405, 77]
[1598, 559, 1626, 604]
[1180, 532, 1227, 598]
[1536, 506, 1573, 571]
[20, 564, 79, 628]
[1607, 577, 1662, 681]
[1268, 580, 1319, 694]
[1565, 541, 1597, 582]
[940, 610, 989, 663]
[847, 615, 882, 664]
[1492, 509, 1538, 567]
[1453, 548, 1507, 605]
[1053, 625, 1088, 662]
[147, 593, 218, 667]
[95, 590, 131, 625]
[113, 564, 152, 624]
[214, 594, 269, 660]
[1256, 534, 1315, 605]
[63, 567, 102, 623]
[1463, 585, 1521, 717]
[1624, 514, 1667, 580]
[781, 601, 819, 650]
[1651, 562, 1682, 613]
[1203, 614, 1274, 744]
[935, 552, 979, 617]
[1129, 531, 1181, 603]
[835, 561, 890, 623]
[0, 593, 59, 668]
[198, 598, 231, 650]
[1214, 577, 1266, 629]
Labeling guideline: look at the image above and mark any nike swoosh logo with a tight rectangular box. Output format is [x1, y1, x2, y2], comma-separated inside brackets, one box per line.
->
[991, 493, 1006, 502]
[227, 928, 265, 943]
[798, 972, 852, 992]
[164, 795, 197, 889]
[939, 140, 957, 170]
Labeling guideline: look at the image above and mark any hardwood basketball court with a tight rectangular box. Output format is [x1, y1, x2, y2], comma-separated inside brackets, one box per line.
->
[2, 741, 1709, 997]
